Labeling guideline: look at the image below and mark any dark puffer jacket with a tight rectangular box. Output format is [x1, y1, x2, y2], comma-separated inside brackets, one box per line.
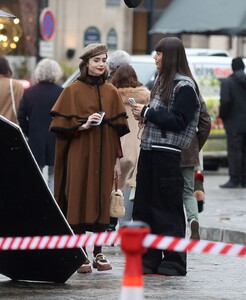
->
[219, 70, 246, 134]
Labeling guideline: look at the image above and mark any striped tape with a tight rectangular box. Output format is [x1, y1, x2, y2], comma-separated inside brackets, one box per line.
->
[0, 232, 246, 257]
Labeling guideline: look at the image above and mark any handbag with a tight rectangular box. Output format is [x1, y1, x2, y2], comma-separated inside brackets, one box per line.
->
[109, 177, 125, 218]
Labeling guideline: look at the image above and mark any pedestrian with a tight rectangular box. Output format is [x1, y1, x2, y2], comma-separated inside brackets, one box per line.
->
[106, 49, 132, 232]
[17, 58, 63, 194]
[181, 97, 211, 240]
[110, 64, 150, 227]
[49, 43, 129, 273]
[219, 57, 246, 188]
[0, 56, 24, 124]
[131, 37, 200, 276]
[107, 49, 131, 81]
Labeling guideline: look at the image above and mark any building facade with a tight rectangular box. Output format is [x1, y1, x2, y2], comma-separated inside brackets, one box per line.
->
[1, 0, 246, 80]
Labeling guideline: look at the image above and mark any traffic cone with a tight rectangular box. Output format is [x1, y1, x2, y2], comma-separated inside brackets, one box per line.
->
[119, 221, 150, 300]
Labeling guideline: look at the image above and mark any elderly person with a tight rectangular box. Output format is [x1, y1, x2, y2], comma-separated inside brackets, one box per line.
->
[107, 49, 131, 81]
[18, 58, 63, 193]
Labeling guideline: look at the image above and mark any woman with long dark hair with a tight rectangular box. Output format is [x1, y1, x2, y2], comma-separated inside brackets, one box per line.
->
[131, 37, 201, 276]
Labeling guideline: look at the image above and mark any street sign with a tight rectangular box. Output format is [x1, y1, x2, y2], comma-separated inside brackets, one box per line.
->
[39, 8, 55, 41]
[39, 40, 54, 58]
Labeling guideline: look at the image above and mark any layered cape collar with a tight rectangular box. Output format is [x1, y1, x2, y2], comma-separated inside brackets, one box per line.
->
[77, 74, 105, 86]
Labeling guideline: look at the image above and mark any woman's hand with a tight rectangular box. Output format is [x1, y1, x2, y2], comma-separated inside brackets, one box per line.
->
[114, 158, 121, 179]
[79, 112, 102, 130]
[131, 103, 144, 121]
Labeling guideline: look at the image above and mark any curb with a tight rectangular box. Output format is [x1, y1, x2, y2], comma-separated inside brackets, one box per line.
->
[200, 226, 246, 244]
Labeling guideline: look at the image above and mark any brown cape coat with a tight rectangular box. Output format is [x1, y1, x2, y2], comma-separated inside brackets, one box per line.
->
[50, 77, 129, 226]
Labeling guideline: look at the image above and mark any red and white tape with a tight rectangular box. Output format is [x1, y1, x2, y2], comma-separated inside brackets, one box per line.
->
[0, 232, 246, 257]
[143, 234, 246, 257]
[0, 232, 120, 251]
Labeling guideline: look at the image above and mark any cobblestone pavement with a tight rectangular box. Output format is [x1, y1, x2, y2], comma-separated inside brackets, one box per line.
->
[1, 168, 246, 299]
[0, 245, 246, 300]
[199, 169, 246, 243]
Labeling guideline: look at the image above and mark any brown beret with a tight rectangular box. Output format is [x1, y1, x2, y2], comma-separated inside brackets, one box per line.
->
[79, 43, 108, 61]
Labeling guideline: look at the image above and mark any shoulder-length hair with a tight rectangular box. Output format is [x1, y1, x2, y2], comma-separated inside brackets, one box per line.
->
[34, 58, 63, 83]
[151, 37, 199, 101]
[0, 56, 12, 77]
[77, 54, 108, 81]
[111, 64, 139, 88]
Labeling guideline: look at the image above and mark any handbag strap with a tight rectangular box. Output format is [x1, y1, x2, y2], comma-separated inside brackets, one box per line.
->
[10, 78, 17, 118]
[114, 176, 118, 191]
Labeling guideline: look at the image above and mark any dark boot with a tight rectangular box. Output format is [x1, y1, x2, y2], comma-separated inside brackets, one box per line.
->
[219, 179, 241, 188]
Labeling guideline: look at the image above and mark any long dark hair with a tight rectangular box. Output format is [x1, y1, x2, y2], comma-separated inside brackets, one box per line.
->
[151, 37, 199, 102]
[111, 64, 140, 88]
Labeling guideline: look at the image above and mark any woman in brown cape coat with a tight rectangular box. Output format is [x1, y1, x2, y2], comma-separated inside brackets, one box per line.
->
[50, 43, 129, 273]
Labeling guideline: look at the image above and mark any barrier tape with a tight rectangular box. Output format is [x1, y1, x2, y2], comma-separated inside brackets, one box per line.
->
[0, 232, 246, 257]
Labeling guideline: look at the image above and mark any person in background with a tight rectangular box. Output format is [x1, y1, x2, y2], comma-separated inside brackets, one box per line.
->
[107, 49, 131, 81]
[17, 58, 63, 193]
[50, 43, 129, 273]
[110, 64, 150, 226]
[0, 56, 24, 124]
[181, 97, 211, 240]
[131, 37, 200, 276]
[106, 49, 132, 232]
[219, 57, 246, 188]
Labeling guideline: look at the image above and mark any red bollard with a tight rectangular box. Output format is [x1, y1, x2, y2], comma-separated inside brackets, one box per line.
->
[119, 221, 150, 300]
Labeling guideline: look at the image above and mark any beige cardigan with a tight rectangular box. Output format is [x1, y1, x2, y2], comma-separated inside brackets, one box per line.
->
[0, 75, 24, 124]
[118, 86, 150, 190]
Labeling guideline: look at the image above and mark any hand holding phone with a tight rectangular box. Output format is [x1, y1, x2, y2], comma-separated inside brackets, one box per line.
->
[128, 98, 136, 106]
[90, 111, 105, 126]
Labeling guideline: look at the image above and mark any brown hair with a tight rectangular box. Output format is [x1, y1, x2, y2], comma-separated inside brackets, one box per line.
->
[111, 64, 139, 88]
[151, 37, 199, 102]
[0, 56, 13, 77]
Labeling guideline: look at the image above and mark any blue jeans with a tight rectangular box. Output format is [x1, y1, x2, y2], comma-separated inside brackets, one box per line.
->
[181, 167, 199, 222]
[119, 187, 134, 227]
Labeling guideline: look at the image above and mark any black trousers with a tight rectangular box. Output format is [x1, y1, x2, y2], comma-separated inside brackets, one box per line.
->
[133, 149, 186, 273]
[227, 132, 246, 183]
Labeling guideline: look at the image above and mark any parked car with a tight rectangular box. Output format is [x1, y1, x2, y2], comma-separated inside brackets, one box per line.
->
[185, 48, 230, 57]
[62, 53, 236, 170]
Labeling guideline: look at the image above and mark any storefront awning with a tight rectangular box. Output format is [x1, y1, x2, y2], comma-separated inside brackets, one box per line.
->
[149, 0, 246, 36]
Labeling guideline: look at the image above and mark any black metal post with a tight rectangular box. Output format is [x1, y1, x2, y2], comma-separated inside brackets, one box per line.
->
[36, 0, 48, 63]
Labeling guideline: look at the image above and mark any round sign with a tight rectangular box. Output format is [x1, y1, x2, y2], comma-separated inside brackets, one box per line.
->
[39, 8, 55, 41]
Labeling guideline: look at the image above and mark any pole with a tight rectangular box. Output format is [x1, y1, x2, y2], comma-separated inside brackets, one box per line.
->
[119, 221, 150, 300]
[37, 0, 48, 63]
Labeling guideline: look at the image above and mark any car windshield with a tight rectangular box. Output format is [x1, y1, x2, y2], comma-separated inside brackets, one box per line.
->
[130, 60, 156, 86]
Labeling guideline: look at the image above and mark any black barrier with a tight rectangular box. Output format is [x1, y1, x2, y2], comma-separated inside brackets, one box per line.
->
[0, 116, 86, 283]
